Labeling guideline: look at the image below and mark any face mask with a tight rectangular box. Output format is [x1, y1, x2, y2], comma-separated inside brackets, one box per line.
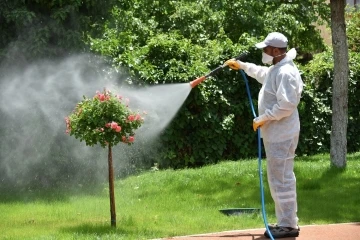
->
[262, 52, 273, 64]
[261, 51, 286, 65]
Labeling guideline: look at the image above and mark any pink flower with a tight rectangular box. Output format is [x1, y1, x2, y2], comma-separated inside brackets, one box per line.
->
[65, 117, 71, 133]
[99, 94, 106, 101]
[128, 115, 135, 121]
[94, 90, 108, 102]
[135, 114, 141, 121]
[122, 136, 127, 142]
[115, 126, 121, 132]
[105, 123, 111, 128]
[111, 121, 118, 129]
[100, 128, 104, 132]
[128, 136, 134, 143]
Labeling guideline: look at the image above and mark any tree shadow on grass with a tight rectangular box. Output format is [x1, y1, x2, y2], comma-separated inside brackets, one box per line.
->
[298, 165, 360, 224]
[61, 223, 163, 239]
[0, 184, 104, 203]
[184, 159, 360, 225]
[173, 173, 261, 209]
[61, 224, 127, 237]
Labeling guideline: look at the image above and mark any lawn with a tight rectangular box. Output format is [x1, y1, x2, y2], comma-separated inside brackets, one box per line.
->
[0, 152, 359, 240]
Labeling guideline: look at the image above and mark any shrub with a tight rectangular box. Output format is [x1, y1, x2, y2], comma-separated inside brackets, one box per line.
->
[66, 89, 144, 147]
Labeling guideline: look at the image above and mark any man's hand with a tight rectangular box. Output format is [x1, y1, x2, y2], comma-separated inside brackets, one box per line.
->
[253, 115, 268, 131]
[224, 59, 242, 70]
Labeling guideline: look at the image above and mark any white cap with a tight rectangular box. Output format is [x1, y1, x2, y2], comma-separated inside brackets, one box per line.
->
[255, 32, 288, 49]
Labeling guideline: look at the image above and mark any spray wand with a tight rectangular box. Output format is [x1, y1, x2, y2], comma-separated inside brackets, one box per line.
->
[189, 52, 248, 88]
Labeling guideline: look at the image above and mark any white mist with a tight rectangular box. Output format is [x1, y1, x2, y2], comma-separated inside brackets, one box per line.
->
[0, 54, 192, 189]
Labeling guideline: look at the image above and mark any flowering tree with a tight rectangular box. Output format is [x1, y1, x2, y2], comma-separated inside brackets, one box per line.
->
[65, 89, 144, 227]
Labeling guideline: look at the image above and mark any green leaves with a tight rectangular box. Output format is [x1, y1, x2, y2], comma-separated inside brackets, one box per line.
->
[298, 11, 360, 155]
[0, 0, 114, 60]
[86, 0, 335, 167]
[66, 89, 144, 148]
[346, 6, 360, 53]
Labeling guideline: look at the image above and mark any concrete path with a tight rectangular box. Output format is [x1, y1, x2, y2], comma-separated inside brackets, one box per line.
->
[160, 222, 360, 240]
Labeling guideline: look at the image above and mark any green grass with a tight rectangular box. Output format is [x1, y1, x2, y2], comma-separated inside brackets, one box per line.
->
[1, 152, 360, 239]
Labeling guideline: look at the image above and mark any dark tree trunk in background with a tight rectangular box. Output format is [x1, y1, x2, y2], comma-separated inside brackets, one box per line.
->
[108, 145, 116, 227]
[330, 0, 349, 168]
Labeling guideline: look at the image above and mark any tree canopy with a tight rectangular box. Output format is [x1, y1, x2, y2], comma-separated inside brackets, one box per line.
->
[3, 0, 359, 170]
[88, 0, 331, 167]
[0, 0, 114, 62]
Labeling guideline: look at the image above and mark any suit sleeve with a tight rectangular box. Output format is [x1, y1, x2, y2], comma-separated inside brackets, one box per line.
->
[241, 62, 269, 84]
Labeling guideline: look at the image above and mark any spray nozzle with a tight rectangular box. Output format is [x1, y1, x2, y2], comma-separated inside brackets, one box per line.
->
[189, 76, 206, 88]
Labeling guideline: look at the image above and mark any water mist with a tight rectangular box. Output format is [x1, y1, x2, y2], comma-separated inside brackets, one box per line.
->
[0, 54, 192, 196]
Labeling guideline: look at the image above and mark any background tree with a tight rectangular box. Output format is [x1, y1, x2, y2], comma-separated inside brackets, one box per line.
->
[330, 0, 349, 168]
[2, 0, 358, 172]
[0, 0, 113, 63]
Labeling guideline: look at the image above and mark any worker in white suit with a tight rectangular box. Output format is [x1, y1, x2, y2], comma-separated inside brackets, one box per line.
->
[225, 32, 303, 239]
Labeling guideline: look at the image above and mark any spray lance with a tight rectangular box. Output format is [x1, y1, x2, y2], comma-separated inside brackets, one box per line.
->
[189, 52, 248, 88]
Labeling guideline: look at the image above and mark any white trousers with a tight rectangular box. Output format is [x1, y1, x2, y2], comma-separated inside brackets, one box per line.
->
[263, 136, 299, 228]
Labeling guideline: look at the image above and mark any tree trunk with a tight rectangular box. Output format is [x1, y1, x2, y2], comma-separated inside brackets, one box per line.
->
[108, 144, 116, 227]
[330, 0, 349, 168]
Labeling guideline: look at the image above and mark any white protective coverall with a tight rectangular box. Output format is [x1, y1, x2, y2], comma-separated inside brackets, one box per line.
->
[241, 48, 303, 228]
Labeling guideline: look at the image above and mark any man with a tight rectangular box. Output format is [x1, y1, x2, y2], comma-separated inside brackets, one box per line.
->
[225, 32, 303, 239]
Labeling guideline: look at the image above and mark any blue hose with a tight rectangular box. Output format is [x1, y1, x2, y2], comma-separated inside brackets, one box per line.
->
[239, 70, 275, 240]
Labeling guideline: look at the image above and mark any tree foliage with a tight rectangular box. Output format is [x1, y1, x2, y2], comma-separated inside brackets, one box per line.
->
[3, 0, 358, 169]
[90, 0, 331, 168]
[299, 6, 360, 155]
[346, 6, 360, 53]
[0, 0, 114, 61]
[66, 89, 144, 148]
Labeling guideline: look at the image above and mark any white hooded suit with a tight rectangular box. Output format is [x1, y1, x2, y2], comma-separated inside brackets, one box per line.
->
[242, 49, 303, 228]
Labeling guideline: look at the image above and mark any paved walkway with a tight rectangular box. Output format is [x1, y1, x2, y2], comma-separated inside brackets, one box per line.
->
[160, 223, 360, 240]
